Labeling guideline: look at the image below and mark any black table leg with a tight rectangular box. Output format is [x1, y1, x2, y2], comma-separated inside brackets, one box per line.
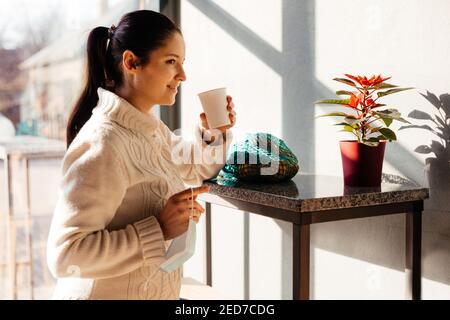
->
[293, 223, 310, 300]
[405, 201, 423, 300]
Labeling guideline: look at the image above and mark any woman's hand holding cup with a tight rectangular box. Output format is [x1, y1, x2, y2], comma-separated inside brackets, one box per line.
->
[198, 88, 237, 141]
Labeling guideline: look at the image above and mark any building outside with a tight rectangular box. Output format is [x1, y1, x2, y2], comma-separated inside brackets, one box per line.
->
[18, 0, 157, 141]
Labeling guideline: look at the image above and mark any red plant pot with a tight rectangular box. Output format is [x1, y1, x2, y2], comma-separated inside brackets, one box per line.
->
[339, 140, 386, 187]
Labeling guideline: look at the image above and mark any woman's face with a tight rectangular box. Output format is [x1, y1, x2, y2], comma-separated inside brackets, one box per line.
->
[134, 32, 186, 107]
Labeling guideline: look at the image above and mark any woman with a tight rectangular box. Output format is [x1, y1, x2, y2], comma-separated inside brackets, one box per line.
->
[47, 10, 236, 300]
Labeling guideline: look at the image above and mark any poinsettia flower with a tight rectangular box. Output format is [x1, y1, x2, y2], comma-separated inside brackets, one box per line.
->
[348, 93, 360, 109]
[371, 74, 391, 86]
[365, 97, 375, 106]
[344, 74, 391, 87]
[315, 74, 412, 145]
[344, 74, 367, 86]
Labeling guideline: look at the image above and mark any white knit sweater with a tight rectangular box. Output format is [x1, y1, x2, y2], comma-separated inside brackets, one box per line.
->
[47, 88, 232, 299]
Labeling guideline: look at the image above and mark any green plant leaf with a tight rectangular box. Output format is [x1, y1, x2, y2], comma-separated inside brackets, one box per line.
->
[335, 90, 354, 96]
[379, 117, 393, 127]
[407, 109, 433, 120]
[373, 83, 398, 90]
[414, 145, 432, 154]
[334, 122, 356, 132]
[370, 127, 381, 133]
[333, 78, 356, 87]
[342, 125, 356, 133]
[344, 117, 361, 125]
[365, 136, 384, 142]
[377, 87, 414, 97]
[397, 117, 411, 124]
[376, 109, 401, 116]
[374, 109, 410, 123]
[315, 99, 350, 105]
[335, 122, 356, 128]
[316, 112, 355, 118]
[370, 103, 386, 109]
[379, 128, 397, 141]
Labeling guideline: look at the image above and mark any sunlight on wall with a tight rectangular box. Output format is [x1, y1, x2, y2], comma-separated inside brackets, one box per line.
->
[314, 248, 405, 299]
[181, 0, 282, 141]
[314, 247, 450, 300]
[423, 277, 450, 300]
[210, 207, 246, 299]
[211, 0, 282, 52]
[248, 214, 287, 299]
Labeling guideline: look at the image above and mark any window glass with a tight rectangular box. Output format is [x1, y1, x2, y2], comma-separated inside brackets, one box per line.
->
[0, 0, 160, 140]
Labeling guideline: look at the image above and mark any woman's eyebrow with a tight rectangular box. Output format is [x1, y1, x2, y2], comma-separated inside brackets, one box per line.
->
[165, 53, 185, 61]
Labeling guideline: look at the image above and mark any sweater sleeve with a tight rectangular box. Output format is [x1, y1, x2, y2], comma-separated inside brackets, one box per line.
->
[47, 140, 166, 279]
[160, 123, 234, 186]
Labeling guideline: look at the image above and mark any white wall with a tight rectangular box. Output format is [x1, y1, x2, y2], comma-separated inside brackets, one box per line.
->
[181, 0, 450, 299]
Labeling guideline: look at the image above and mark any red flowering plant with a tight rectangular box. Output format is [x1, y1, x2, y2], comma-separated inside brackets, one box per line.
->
[315, 74, 413, 146]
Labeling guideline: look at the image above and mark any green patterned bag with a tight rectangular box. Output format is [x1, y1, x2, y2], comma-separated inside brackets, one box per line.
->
[216, 133, 299, 185]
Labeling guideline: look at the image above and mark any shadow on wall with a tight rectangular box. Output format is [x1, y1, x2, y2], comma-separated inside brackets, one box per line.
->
[400, 91, 450, 211]
[188, 0, 449, 297]
[398, 92, 450, 286]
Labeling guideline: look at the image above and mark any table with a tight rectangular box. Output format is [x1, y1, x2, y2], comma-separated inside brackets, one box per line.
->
[199, 173, 429, 300]
[0, 136, 66, 299]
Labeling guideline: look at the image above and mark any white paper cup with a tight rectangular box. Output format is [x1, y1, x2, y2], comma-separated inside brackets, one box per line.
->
[197, 87, 230, 129]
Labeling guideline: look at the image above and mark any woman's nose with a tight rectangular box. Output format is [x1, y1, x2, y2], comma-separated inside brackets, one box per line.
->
[177, 65, 187, 82]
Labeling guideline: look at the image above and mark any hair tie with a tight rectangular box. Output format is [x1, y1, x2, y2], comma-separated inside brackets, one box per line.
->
[108, 24, 116, 39]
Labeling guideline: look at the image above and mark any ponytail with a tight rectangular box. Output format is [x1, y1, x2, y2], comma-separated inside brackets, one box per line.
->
[66, 27, 109, 148]
[66, 10, 181, 148]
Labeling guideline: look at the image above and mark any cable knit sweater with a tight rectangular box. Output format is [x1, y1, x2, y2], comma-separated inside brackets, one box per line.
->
[47, 88, 232, 300]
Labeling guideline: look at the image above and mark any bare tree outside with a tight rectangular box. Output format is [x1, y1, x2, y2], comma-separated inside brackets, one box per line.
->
[0, 1, 66, 128]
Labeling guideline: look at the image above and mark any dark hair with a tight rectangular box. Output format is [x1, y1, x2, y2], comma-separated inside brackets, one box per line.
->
[66, 10, 181, 148]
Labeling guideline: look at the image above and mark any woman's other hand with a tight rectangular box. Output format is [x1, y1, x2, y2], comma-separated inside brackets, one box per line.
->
[157, 185, 210, 240]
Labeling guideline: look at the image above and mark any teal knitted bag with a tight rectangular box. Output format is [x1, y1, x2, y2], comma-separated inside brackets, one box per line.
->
[215, 133, 299, 185]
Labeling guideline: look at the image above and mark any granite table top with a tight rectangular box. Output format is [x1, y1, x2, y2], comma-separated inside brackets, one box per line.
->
[202, 173, 429, 212]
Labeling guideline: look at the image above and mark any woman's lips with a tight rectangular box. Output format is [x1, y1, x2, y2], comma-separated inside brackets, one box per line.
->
[167, 85, 178, 93]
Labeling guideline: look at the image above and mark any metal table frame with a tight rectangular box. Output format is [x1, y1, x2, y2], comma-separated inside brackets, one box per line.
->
[199, 192, 424, 300]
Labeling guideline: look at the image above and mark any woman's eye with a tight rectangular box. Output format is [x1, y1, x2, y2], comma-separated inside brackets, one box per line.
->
[166, 59, 176, 65]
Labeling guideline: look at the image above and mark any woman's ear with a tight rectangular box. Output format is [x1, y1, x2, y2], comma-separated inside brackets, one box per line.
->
[122, 50, 140, 73]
